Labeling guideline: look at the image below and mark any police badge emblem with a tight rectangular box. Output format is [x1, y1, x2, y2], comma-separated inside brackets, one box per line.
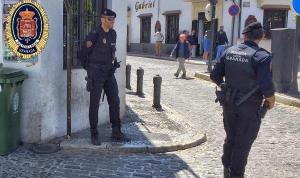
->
[5, 0, 49, 59]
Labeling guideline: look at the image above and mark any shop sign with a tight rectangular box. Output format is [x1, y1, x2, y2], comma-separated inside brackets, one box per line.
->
[5, 0, 49, 59]
[135, 0, 155, 12]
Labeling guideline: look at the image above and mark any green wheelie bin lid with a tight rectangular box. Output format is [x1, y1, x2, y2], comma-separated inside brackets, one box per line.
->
[0, 67, 27, 84]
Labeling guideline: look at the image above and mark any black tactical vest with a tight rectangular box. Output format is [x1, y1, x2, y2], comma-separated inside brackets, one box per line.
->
[224, 44, 260, 93]
[88, 27, 116, 65]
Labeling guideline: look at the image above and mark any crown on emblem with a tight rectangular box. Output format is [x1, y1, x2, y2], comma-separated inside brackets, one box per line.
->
[19, 9, 35, 20]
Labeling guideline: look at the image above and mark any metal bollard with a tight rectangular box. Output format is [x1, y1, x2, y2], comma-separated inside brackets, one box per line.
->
[136, 67, 144, 97]
[153, 75, 162, 110]
[126, 64, 132, 90]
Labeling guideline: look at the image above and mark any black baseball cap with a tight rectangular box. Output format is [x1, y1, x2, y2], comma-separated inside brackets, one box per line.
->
[101, 8, 116, 18]
[242, 22, 263, 34]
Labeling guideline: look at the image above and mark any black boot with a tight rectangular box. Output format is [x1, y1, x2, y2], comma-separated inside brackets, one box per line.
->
[111, 127, 130, 142]
[91, 132, 101, 146]
[224, 167, 229, 178]
[174, 73, 179, 78]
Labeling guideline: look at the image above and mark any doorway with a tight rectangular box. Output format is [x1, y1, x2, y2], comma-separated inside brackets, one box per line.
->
[263, 9, 287, 39]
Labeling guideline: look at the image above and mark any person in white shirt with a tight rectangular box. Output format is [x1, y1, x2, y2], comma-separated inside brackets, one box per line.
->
[153, 29, 164, 57]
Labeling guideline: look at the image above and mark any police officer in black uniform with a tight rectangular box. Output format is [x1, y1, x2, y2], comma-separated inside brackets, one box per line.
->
[80, 9, 129, 145]
[210, 22, 276, 178]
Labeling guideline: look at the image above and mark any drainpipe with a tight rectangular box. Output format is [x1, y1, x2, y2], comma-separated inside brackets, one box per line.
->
[157, 0, 160, 20]
[238, 0, 242, 38]
[230, 0, 236, 46]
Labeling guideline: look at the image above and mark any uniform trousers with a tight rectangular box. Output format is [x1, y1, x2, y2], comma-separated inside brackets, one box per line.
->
[88, 64, 121, 134]
[222, 99, 262, 176]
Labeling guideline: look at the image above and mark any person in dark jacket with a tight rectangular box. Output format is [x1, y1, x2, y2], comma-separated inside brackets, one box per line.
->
[80, 8, 130, 146]
[190, 30, 198, 58]
[216, 26, 229, 46]
[170, 34, 190, 79]
[210, 22, 275, 178]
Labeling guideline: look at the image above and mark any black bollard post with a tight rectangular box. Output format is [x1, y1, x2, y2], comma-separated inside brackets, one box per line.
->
[126, 64, 132, 90]
[153, 75, 162, 110]
[136, 67, 144, 97]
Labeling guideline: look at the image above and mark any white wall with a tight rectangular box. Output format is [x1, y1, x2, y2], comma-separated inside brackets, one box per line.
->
[0, 0, 127, 143]
[111, 0, 127, 122]
[222, 0, 242, 45]
[222, 0, 296, 44]
[129, 0, 192, 44]
[287, 11, 296, 29]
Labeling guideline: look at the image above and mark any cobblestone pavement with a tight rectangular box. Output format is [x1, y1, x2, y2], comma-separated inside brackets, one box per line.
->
[127, 56, 300, 178]
[0, 56, 299, 178]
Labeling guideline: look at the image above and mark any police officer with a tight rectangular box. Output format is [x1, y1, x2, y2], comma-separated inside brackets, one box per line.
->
[210, 22, 276, 178]
[80, 8, 129, 145]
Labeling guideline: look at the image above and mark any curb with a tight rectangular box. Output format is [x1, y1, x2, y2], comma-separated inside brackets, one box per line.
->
[127, 53, 208, 66]
[60, 132, 207, 154]
[60, 92, 207, 154]
[194, 72, 300, 108]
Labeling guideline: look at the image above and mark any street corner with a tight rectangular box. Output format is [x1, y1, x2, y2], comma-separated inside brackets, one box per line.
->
[57, 92, 206, 154]
[124, 91, 207, 153]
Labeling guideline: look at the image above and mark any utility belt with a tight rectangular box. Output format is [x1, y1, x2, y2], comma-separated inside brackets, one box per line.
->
[215, 83, 262, 106]
[85, 58, 121, 92]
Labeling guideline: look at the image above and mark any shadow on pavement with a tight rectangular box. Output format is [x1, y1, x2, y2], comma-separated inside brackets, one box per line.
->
[0, 102, 202, 178]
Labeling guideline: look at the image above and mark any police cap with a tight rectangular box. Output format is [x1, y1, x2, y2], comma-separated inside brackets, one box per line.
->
[101, 8, 116, 18]
[242, 22, 263, 34]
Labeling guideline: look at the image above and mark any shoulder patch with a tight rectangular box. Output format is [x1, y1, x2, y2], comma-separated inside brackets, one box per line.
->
[254, 49, 271, 63]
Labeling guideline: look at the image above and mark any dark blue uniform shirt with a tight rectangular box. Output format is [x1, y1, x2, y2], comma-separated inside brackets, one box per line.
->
[80, 27, 116, 68]
[210, 41, 275, 98]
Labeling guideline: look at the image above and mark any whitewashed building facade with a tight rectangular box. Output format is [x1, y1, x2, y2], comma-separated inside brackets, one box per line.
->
[0, 0, 127, 143]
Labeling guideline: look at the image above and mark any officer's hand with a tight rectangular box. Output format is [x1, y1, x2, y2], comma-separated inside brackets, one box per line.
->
[266, 95, 275, 109]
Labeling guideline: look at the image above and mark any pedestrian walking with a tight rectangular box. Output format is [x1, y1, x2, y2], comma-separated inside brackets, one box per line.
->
[190, 30, 198, 58]
[210, 22, 276, 178]
[202, 31, 211, 61]
[215, 26, 229, 62]
[170, 34, 190, 79]
[153, 29, 164, 57]
[79, 8, 130, 146]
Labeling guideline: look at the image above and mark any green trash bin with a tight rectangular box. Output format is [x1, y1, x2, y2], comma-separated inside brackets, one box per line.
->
[0, 66, 27, 155]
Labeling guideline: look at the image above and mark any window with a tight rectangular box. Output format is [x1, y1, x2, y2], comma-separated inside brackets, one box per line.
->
[63, 0, 107, 69]
[165, 15, 179, 44]
[140, 16, 151, 43]
[263, 9, 287, 39]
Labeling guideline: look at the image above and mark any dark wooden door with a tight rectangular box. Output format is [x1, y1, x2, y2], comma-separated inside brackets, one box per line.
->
[140, 17, 151, 43]
[166, 15, 179, 44]
[263, 10, 287, 39]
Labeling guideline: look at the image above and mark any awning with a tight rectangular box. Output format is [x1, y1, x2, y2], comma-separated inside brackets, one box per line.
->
[137, 13, 153, 18]
[258, 0, 290, 9]
[162, 10, 181, 15]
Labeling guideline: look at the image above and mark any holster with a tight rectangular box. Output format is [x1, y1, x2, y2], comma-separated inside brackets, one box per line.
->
[258, 100, 268, 119]
[215, 83, 238, 106]
[215, 83, 227, 106]
[110, 58, 121, 76]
